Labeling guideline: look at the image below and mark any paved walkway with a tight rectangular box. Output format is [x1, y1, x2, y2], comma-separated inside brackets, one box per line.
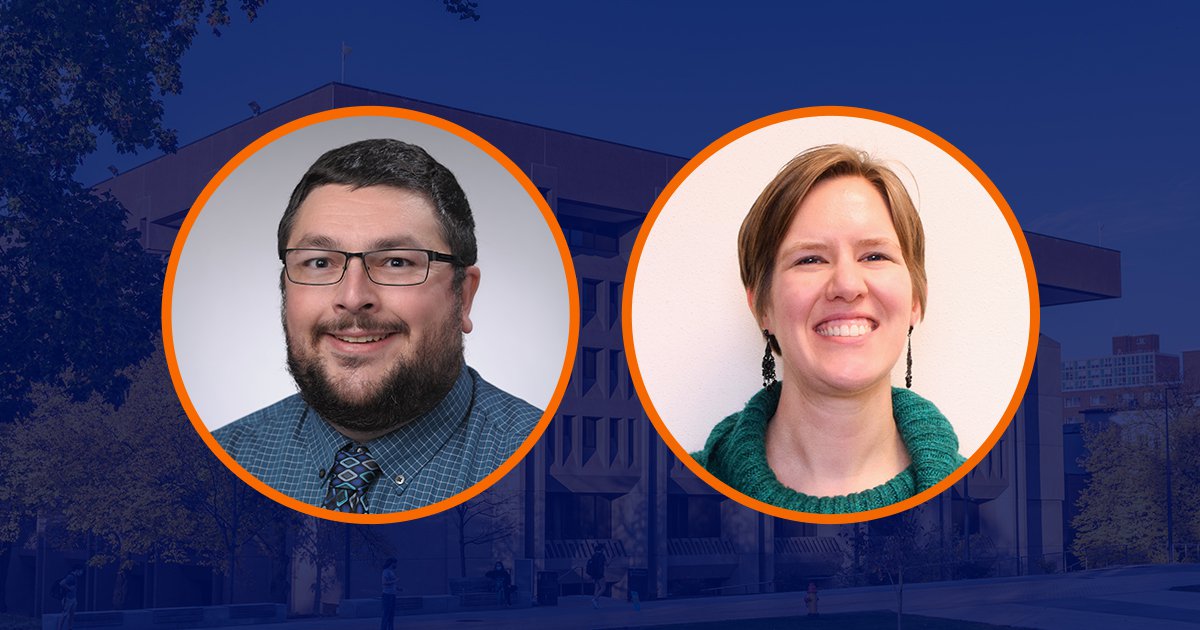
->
[329, 564, 1200, 629]
[44, 564, 1200, 629]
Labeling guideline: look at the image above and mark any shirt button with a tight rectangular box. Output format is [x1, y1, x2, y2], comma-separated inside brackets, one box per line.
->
[318, 469, 326, 478]
[356, 447, 365, 453]
[393, 475, 405, 485]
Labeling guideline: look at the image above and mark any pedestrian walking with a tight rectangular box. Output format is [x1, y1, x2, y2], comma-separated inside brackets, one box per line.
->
[55, 569, 82, 630]
[586, 544, 606, 609]
[380, 558, 398, 630]
[485, 561, 513, 606]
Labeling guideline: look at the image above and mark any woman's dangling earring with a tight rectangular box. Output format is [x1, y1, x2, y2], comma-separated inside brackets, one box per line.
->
[905, 326, 913, 388]
[761, 329, 776, 388]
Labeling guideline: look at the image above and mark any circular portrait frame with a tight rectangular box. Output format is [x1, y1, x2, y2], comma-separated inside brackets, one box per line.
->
[624, 107, 1038, 523]
[163, 107, 579, 523]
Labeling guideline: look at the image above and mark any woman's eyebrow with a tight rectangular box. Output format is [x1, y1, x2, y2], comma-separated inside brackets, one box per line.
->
[856, 237, 901, 249]
[780, 237, 898, 252]
[779, 241, 830, 255]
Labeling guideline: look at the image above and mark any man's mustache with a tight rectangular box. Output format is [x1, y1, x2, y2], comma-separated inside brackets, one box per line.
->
[311, 315, 411, 340]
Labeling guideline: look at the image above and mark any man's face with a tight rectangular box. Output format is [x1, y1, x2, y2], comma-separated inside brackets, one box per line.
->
[282, 184, 479, 435]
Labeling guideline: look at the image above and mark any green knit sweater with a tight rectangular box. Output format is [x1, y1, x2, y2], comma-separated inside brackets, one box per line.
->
[691, 383, 966, 514]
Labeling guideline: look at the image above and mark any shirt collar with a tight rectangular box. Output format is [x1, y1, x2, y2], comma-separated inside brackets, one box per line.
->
[301, 364, 474, 488]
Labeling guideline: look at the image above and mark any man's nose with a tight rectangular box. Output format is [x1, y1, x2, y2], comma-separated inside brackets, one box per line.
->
[334, 255, 378, 312]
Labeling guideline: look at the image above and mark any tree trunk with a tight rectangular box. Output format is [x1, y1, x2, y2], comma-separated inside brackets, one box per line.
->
[459, 538, 467, 578]
[112, 555, 130, 609]
[224, 543, 238, 604]
[313, 561, 323, 615]
[0, 542, 10, 613]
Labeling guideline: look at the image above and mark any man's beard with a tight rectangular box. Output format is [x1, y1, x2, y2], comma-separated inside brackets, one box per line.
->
[284, 307, 465, 437]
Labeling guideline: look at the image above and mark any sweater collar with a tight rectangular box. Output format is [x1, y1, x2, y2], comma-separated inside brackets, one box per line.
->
[716, 382, 962, 514]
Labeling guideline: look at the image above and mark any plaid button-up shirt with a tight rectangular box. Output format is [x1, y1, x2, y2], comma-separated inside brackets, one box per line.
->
[213, 366, 541, 513]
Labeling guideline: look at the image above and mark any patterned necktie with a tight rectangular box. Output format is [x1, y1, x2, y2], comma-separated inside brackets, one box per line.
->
[323, 445, 381, 513]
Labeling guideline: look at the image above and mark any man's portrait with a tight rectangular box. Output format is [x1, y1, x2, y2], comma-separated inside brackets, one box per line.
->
[166, 111, 573, 517]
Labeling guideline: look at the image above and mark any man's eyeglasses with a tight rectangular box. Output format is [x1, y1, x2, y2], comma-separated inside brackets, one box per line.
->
[282, 248, 464, 286]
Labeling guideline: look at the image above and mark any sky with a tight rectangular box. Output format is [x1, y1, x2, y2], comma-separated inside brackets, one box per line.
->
[79, 1, 1200, 361]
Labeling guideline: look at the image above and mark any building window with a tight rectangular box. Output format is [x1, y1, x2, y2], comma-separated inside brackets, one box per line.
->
[609, 418, 620, 465]
[581, 279, 600, 326]
[565, 227, 619, 255]
[608, 281, 622, 328]
[775, 518, 817, 537]
[609, 349, 621, 397]
[667, 495, 722, 538]
[627, 418, 637, 464]
[546, 493, 613, 539]
[562, 415, 573, 463]
[582, 347, 599, 394]
[556, 198, 641, 258]
[583, 416, 599, 464]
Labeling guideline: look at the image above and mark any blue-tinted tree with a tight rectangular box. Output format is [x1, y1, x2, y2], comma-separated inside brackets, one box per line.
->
[0, 0, 267, 611]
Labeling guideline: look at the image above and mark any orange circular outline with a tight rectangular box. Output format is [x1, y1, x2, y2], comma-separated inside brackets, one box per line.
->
[162, 106, 579, 524]
[622, 106, 1040, 524]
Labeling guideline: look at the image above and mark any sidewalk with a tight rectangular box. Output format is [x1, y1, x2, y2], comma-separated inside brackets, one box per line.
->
[296, 564, 1200, 629]
[43, 564, 1200, 629]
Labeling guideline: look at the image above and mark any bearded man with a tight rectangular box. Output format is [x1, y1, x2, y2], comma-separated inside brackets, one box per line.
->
[214, 139, 540, 514]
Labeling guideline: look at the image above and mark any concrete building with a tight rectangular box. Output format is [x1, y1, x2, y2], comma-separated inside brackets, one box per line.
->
[947, 233, 1121, 577]
[1062, 334, 1186, 423]
[9, 84, 1125, 616]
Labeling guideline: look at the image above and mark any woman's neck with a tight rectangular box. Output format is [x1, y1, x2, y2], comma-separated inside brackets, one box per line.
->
[764, 379, 910, 497]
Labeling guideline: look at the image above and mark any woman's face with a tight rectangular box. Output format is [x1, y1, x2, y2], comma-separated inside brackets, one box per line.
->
[759, 176, 920, 396]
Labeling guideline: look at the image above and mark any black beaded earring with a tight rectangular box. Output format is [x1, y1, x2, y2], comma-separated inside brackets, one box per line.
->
[905, 326, 913, 388]
[761, 329, 777, 388]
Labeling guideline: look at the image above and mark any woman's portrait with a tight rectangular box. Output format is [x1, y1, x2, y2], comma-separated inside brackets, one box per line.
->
[694, 144, 964, 513]
[627, 110, 1036, 519]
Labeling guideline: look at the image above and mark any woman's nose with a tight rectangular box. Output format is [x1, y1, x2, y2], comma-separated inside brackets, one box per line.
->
[825, 260, 867, 302]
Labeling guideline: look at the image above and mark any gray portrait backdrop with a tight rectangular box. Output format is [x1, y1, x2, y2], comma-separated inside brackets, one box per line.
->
[169, 114, 571, 429]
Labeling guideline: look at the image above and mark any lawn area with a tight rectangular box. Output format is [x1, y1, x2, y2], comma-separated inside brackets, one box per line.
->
[0, 614, 37, 630]
[614, 610, 1033, 629]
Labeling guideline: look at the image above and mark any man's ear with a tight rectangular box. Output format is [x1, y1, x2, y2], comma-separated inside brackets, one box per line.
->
[459, 266, 481, 334]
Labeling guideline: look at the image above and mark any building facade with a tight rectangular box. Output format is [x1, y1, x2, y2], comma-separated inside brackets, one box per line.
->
[1062, 334, 1185, 422]
[9, 84, 1125, 615]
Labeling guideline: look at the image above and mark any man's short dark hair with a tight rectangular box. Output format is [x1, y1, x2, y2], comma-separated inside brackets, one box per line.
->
[278, 139, 478, 284]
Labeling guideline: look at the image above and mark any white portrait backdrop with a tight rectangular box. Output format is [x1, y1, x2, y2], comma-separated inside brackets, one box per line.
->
[630, 115, 1034, 459]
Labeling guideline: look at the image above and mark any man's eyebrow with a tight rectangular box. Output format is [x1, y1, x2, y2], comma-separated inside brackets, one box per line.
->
[293, 234, 339, 249]
[371, 235, 424, 250]
[290, 234, 426, 250]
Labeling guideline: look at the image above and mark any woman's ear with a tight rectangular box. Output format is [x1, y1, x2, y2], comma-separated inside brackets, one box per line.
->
[910, 288, 923, 326]
[747, 287, 769, 331]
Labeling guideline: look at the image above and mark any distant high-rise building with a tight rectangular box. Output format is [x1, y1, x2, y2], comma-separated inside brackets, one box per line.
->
[1183, 350, 1200, 394]
[1061, 334, 1184, 422]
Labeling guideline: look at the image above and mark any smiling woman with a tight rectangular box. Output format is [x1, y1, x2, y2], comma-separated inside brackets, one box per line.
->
[626, 109, 1037, 522]
[692, 145, 964, 514]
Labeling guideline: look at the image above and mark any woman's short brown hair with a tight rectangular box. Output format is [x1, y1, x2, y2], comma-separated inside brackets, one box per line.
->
[738, 144, 927, 327]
